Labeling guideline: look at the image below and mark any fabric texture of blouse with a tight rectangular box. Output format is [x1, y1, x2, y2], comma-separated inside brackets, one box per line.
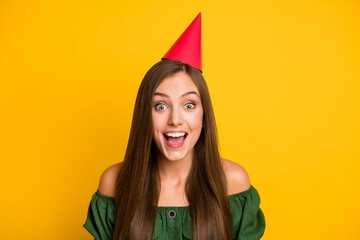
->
[83, 185, 266, 240]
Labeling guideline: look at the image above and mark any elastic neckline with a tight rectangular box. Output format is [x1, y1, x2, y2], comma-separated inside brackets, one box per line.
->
[95, 185, 254, 210]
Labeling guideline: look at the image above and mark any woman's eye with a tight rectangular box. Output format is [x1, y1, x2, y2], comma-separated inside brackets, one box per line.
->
[155, 103, 195, 110]
[185, 103, 195, 109]
[155, 103, 167, 110]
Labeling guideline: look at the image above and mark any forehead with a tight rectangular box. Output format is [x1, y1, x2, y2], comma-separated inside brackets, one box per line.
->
[155, 72, 199, 94]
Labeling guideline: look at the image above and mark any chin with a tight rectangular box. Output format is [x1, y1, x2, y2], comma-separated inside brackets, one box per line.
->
[163, 153, 186, 162]
[160, 148, 191, 162]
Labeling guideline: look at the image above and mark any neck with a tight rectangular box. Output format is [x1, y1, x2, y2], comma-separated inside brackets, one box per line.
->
[156, 149, 193, 184]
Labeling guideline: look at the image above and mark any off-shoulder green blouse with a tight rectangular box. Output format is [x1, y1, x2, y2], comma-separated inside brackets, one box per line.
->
[83, 185, 265, 240]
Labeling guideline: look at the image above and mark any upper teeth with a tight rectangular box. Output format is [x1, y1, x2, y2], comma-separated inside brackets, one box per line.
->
[165, 132, 186, 137]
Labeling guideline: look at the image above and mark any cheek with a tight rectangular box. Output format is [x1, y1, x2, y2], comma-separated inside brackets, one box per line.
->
[152, 112, 166, 130]
[189, 110, 203, 130]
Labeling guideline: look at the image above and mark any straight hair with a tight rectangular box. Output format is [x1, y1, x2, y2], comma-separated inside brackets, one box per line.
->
[113, 59, 232, 240]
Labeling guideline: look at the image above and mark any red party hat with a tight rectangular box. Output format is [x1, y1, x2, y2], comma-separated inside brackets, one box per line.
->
[162, 12, 202, 72]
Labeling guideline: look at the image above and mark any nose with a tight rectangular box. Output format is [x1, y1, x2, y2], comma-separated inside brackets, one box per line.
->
[167, 106, 183, 126]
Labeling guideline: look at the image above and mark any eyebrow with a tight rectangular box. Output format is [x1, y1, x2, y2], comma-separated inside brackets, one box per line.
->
[154, 91, 200, 98]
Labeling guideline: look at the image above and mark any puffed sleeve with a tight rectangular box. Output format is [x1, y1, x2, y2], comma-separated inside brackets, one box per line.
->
[83, 189, 116, 240]
[229, 185, 266, 240]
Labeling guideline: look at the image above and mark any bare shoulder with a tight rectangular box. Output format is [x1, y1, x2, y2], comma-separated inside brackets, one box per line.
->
[221, 158, 251, 195]
[98, 162, 123, 197]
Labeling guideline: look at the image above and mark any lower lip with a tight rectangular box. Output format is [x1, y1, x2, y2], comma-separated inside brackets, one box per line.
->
[163, 134, 187, 148]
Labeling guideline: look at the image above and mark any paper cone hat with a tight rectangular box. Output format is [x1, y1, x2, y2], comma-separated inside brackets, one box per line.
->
[162, 12, 202, 72]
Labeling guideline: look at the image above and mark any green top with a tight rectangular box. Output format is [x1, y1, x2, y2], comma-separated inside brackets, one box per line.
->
[83, 185, 265, 240]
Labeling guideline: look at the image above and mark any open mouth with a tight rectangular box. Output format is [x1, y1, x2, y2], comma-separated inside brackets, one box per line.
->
[163, 133, 188, 146]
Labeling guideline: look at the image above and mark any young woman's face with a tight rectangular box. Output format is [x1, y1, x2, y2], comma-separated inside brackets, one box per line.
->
[152, 71, 203, 162]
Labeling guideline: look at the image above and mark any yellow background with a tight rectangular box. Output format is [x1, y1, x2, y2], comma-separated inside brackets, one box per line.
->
[1, 0, 359, 239]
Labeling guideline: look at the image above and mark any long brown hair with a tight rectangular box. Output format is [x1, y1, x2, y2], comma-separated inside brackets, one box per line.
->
[113, 59, 232, 240]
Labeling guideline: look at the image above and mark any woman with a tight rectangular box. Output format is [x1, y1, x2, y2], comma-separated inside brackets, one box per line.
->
[83, 13, 265, 240]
